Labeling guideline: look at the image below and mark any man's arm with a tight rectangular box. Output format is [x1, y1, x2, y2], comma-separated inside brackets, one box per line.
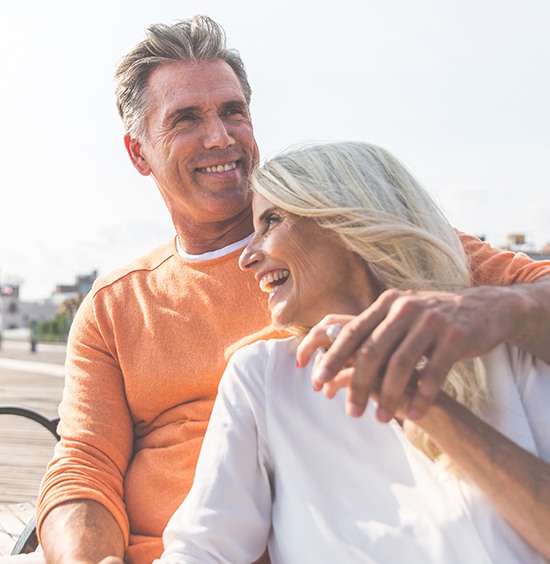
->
[416, 392, 550, 560]
[40, 500, 125, 564]
[297, 276, 550, 421]
[36, 292, 133, 562]
[504, 277, 550, 360]
[297, 233, 550, 422]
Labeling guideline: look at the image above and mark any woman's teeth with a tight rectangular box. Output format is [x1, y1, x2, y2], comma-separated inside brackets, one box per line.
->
[260, 270, 290, 292]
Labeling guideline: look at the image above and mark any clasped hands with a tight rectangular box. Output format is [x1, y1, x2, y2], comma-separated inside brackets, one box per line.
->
[297, 286, 522, 423]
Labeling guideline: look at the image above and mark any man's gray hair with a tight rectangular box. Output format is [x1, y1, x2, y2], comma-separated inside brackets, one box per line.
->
[114, 15, 251, 139]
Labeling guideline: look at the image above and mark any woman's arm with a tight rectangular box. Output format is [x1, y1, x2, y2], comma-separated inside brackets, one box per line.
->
[415, 392, 550, 560]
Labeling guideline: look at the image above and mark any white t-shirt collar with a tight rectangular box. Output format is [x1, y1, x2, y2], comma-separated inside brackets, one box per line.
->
[176, 234, 253, 262]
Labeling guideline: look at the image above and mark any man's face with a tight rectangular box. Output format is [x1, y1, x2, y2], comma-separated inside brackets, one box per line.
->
[129, 60, 257, 229]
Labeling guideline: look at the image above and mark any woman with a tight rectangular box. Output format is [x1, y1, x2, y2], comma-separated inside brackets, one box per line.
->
[161, 142, 550, 562]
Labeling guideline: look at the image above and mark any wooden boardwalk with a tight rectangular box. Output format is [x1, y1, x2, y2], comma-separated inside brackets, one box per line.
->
[0, 339, 65, 555]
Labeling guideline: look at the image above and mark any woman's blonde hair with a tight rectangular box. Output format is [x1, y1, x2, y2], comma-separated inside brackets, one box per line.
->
[251, 141, 486, 463]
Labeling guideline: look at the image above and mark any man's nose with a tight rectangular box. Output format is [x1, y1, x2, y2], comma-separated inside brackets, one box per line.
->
[203, 116, 234, 150]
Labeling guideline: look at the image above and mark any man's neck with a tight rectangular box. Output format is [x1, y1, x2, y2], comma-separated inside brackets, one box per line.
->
[175, 211, 253, 255]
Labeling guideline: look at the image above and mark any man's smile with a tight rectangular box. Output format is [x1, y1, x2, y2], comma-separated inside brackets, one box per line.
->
[196, 160, 238, 173]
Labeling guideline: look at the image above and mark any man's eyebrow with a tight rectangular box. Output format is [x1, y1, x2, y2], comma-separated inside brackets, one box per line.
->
[221, 99, 248, 109]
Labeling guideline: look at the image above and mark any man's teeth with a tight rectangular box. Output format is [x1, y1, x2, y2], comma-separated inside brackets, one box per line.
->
[260, 270, 290, 292]
[201, 162, 237, 173]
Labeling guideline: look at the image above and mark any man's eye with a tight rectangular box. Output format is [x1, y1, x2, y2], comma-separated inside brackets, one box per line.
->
[224, 107, 246, 118]
[175, 114, 197, 125]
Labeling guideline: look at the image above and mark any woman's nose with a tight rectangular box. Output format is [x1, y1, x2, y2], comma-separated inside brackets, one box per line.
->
[239, 238, 263, 271]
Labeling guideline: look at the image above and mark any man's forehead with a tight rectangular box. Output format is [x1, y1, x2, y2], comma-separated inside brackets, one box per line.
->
[148, 60, 245, 106]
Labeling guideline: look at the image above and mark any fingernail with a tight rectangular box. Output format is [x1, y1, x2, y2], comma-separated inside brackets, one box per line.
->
[346, 402, 363, 418]
[312, 381, 322, 392]
[313, 367, 332, 383]
[376, 408, 391, 423]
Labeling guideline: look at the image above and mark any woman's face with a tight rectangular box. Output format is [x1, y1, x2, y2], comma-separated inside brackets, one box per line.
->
[239, 194, 378, 329]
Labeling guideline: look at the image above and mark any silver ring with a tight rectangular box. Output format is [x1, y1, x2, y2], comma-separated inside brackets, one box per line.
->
[325, 323, 342, 344]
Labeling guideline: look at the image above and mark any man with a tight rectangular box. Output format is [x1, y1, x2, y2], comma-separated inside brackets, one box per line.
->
[26, 15, 550, 564]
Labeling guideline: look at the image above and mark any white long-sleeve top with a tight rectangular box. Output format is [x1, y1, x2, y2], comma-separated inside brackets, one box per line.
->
[162, 338, 549, 563]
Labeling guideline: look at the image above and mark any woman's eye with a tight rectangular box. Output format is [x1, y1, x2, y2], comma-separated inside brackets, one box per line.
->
[265, 214, 281, 226]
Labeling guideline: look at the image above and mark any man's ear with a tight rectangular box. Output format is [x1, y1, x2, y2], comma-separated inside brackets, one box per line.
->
[125, 134, 152, 176]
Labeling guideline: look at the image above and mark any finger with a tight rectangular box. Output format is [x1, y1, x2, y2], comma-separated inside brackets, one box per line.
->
[344, 341, 382, 417]
[311, 296, 396, 386]
[375, 316, 442, 422]
[389, 305, 471, 420]
[406, 332, 467, 420]
[322, 368, 353, 398]
[311, 347, 328, 392]
[344, 300, 419, 418]
[297, 314, 354, 368]
[312, 350, 355, 392]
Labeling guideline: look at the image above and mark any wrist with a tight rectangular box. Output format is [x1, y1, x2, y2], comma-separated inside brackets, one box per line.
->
[503, 285, 538, 350]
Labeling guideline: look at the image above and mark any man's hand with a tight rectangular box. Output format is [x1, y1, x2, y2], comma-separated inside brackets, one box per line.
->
[297, 281, 549, 423]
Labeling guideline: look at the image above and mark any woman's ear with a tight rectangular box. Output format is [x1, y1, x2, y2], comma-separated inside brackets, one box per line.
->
[124, 134, 151, 176]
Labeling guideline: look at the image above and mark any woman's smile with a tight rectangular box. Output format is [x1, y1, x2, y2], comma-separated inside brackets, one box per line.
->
[240, 194, 377, 329]
[259, 269, 290, 293]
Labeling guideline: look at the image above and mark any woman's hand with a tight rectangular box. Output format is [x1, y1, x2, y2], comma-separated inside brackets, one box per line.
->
[297, 285, 526, 423]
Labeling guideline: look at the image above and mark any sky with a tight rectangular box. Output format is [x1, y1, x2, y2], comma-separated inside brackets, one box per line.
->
[1, 0, 549, 300]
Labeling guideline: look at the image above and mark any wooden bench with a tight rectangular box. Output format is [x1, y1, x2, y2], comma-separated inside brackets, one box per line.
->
[0, 405, 59, 555]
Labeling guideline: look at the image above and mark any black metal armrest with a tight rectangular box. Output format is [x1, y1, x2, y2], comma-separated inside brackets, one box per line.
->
[0, 404, 60, 554]
[0, 404, 60, 440]
[10, 515, 39, 555]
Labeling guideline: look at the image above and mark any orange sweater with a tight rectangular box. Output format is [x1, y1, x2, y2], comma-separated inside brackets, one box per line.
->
[36, 235, 550, 563]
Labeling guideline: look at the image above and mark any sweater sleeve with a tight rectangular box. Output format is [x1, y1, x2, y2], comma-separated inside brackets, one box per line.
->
[36, 290, 133, 546]
[459, 231, 550, 286]
[161, 345, 272, 563]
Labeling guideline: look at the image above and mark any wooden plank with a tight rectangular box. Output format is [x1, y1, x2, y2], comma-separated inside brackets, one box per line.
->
[0, 502, 36, 556]
[0, 342, 65, 554]
[0, 503, 27, 535]
[7, 502, 35, 524]
[0, 530, 17, 557]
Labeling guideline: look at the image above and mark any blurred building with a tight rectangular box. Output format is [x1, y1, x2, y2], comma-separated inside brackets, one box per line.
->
[503, 233, 550, 261]
[51, 270, 98, 306]
[0, 284, 57, 330]
[0, 270, 97, 331]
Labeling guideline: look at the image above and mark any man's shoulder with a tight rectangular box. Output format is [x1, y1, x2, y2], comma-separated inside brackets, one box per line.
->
[91, 238, 177, 295]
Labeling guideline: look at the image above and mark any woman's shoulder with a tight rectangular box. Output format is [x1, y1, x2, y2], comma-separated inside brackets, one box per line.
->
[222, 336, 301, 391]
[231, 335, 300, 365]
